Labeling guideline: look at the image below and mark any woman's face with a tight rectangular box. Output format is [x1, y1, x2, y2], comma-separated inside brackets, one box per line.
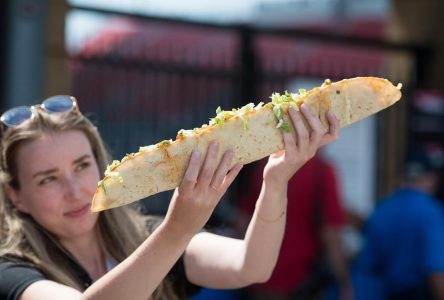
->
[8, 130, 101, 241]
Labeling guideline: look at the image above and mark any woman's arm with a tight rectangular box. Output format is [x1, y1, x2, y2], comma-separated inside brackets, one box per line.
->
[183, 181, 288, 288]
[20, 221, 198, 300]
[184, 104, 339, 288]
[20, 221, 197, 300]
[20, 141, 242, 300]
[83, 142, 242, 300]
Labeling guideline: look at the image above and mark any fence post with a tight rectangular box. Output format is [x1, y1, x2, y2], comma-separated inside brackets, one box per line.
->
[238, 26, 256, 105]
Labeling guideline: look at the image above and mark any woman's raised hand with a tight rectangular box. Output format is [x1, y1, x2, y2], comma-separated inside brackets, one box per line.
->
[164, 141, 243, 234]
[263, 103, 340, 186]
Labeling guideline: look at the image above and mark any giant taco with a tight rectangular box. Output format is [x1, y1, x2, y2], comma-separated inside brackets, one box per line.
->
[91, 77, 402, 212]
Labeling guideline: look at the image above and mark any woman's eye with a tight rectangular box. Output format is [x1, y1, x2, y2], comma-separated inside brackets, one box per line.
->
[76, 161, 90, 172]
[39, 176, 56, 185]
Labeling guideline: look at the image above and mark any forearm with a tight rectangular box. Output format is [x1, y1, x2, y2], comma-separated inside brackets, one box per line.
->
[82, 222, 193, 300]
[241, 181, 288, 282]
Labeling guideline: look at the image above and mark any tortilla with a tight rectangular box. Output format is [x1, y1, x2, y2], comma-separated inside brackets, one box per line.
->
[91, 77, 402, 212]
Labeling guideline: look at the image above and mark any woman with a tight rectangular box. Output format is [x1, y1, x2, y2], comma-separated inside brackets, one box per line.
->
[0, 95, 339, 300]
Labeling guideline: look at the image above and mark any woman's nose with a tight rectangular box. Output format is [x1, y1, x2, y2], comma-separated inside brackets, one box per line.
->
[64, 177, 82, 201]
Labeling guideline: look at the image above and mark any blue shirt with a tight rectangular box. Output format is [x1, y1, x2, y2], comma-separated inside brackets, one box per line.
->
[357, 188, 444, 295]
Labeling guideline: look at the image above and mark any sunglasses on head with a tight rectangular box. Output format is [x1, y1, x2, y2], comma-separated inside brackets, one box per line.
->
[0, 95, 78, 128]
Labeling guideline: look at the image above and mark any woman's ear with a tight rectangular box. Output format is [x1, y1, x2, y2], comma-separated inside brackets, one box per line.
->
[4, 185, 29, 213]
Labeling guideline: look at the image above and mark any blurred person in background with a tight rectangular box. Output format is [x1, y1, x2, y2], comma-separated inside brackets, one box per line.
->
[0, 96, 339, 300]
[237, 153, 353, 300]
[354, 146, 444, 300]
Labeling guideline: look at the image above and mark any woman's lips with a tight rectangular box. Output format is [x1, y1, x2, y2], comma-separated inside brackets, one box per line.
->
[64, 204, 90, 218]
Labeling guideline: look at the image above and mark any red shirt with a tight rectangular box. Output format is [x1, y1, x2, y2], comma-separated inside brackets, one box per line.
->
[238, 155, 345, 293]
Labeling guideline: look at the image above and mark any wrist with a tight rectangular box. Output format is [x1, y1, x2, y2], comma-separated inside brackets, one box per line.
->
[262, 178, 289, 197]
[255, 202, 287, 224]
[263, 163, 304, 188]
[260, 181, 288, 210]
[255, 182, 288, 224]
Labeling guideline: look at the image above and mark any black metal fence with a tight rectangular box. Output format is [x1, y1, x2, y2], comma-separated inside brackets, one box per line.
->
[67, 7, 418, 217]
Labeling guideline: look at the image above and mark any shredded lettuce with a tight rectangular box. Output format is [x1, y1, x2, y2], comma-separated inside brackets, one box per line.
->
[99, 163, 124, 194]
[209, 102, 261, 130]
[239, 115, 249, 130]
[157, 139, 172, 147]
[272, 106, 291, 133]
[107, 171, 124, 183]
[210, 91, 305, 133]
[271, 92, 291, 132]
[276, 119, 292, 132]
[98, 179, 106, 194]
[209, 106, 238, 128]
[104, 160, 120, 175]
[270, 89, 307, 133]
[177, 129, 195, 137]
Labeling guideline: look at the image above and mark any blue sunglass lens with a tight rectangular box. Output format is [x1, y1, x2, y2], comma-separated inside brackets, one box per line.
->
[42, 96, 75, 113]
[1, 107, 33, 127]
[1, 96, 77, 128]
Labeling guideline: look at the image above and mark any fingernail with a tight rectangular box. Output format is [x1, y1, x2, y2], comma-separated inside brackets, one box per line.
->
[225, 149, 234, 158]
[327, 111, 337, 120]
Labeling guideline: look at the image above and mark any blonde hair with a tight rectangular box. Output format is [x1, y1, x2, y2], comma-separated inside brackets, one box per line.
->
[0, 107, 179, 299]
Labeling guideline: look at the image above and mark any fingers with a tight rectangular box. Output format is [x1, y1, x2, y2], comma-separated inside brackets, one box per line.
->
[319, 111, 340, 147]
[300, 103, 326, 146]
[179, 149, 201, 193]
[287, 104, 324, 156]
[288, 108, 307, 152]
[210, 149, 234, 191]
[182, 141, 238, 195]
[219, 164, 243, 191]
[196, 141, 220, 188]
[286, 104, 339, 155]
[327, 110, 340, 137]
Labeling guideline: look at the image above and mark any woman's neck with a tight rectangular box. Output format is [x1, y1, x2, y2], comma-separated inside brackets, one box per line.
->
[59, 230, 107, 281]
